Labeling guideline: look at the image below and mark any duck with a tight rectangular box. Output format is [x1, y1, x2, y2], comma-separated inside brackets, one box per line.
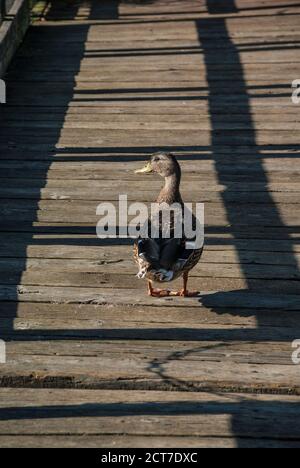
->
[134, 152, 204, 297]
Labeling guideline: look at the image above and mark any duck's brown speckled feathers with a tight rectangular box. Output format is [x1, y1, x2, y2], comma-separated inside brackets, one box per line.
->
[134, 152, 204, 297]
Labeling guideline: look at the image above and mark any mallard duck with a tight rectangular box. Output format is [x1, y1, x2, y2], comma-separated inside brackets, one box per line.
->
[134, 152, 204, 297]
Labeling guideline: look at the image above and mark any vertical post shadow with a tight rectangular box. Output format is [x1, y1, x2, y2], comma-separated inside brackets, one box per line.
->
[1, 0, 17, 22]
[206, 0, 238, 14]
[197, 0, 300, 448]
[197, 0, 299, 301]
[0, 0, 6, 23]
[0, 0, 120, 338]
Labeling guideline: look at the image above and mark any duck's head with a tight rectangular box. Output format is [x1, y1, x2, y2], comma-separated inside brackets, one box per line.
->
[135, 152, 181, 179]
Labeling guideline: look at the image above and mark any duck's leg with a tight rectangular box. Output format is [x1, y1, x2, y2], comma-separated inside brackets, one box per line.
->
[147, 280, 171, 298]
[179, 272, 200, 297]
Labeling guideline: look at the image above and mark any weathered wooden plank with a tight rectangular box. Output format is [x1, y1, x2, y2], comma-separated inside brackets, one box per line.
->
[2, 307, 300, 340]
[0, 154, 299, 167]
[2, 106, 298, 119]
[0, 285, 300, 311]
[37, 0, 300, 18]
[1, 301, 299, 328]
[1, 172, 300, 187]
[0, 223, 298, 245]
[2, 435, 298, 448]
[1, 131, 299, 148]
[0, 344, 299, 392]
[3, 340, 297, 363]
[1, 268, 300, 291]
[6, 71, 300, 84]
[26, 28, 300, 43]
[27, 15, 300, 37]
[2, 120, 300, 131]
[1, 170, 300, 185]
[1, 313, 300, 339]
[1, 114, 300, 130]
[43, 2, 299, 22]
[1, 107, 299, 119]
[0, 201, 298, 227]
[4, 80, 294, 94]
[4, 96, 297, 111]
[18, 29, 300, 46]
[13, 49, 300, 65]
[0, 234, 299, 259]
[1, 158, 300, 173]
[0, 255, 299, 280]
[2, 248, 300, 266]
[3, 178, 300, 191]
[0, 390, 299, 446]
[0, 187, 299, 204]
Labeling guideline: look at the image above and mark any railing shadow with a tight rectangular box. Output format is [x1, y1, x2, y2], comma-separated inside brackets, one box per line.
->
[197, 0, 300, 317]
[0, 1, 121, 337]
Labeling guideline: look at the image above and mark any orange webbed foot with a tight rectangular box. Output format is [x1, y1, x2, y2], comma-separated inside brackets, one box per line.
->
[179, 290, 201, 298]
[149, 288, 172, 298]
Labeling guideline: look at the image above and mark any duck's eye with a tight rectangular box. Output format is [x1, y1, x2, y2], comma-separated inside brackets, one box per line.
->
[153, 157, 160, 162]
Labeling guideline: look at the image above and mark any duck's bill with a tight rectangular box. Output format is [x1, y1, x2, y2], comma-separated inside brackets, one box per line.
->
[135, 163, 153, 174]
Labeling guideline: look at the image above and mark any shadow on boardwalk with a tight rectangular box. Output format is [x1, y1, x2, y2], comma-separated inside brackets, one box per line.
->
[0, 398, 300, 447]
[0, 0, 300, 448]
[0, 0, 121, 335]
[1, 0, 298, 338]
[197, 0, 300, 319]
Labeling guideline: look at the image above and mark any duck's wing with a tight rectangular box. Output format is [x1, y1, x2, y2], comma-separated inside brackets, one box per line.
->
[159, 238, 182, 270]
[159, 206, 204, 271]
[135, 206, 204, 279]
[135, 237, 161, 270]
[173, 241, 204, 273]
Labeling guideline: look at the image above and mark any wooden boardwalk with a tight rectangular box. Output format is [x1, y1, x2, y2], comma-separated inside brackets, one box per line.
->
[0, 0, 300, 447]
